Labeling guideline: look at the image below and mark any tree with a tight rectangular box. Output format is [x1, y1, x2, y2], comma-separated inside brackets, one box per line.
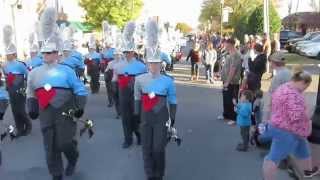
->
[247, 3, 282, 35]
[79, 0, 143, 29]
[175, 22, 193, 35]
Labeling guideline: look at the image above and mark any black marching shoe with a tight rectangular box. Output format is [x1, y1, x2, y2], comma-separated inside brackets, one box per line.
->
[52, 175, 63, 180]
[122, 141, 133, 149]
[65, 152, 79, 176]
[135, 132, 141, 145]
[236, 143, 248, 152]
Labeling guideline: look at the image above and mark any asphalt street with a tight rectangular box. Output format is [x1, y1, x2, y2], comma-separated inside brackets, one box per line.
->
[0, 63, 297, 180]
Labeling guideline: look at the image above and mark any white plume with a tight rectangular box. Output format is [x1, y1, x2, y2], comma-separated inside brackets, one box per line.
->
[40, 7, 57, 41]
[145, 19, 160, 59]
[28, 32, 36, 46]
[145, 19, 159, 51]
[3, 25, 13, 48]
[123, 21, 136, 43]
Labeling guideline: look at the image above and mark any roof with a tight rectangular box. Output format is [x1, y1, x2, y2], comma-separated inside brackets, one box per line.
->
[282, 12, 320, 28]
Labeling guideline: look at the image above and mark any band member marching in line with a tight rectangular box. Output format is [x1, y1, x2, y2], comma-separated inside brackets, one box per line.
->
[101, 22, 116, 107]
[106, 48, 124, 119]
[134, 18, 177, 180]
[61, 40, 85, 77]
[26, 33, 43, 71]
[0, 71, 9, 166]
[84, 35, 101, 94]
[2, 25, 32, 137]
[117, 21, 147, 148]
[26, 8, 88, 180]
[63, 27, 86, 79]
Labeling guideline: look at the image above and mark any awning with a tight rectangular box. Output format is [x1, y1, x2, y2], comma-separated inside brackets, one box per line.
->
[69, 21, 94, 33]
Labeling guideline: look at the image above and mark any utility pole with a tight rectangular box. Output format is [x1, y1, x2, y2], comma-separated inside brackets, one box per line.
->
[220, 0, 224, 35]
[263, 0, 270, 35]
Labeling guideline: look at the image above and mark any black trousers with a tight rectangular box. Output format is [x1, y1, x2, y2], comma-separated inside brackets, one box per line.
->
[40, 105, 78, 176]
[119, 88, 140, 143]
[111, 82, 120, 116]
[8, 91, 31, 134]
[222, 83, 239, 121]
[104, 71, 113, 105]
[88, 65, 100, 94]
[141, 106, 169, 178]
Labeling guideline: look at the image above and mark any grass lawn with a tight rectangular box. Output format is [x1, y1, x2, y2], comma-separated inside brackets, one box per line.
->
[284, 53, 320, 65]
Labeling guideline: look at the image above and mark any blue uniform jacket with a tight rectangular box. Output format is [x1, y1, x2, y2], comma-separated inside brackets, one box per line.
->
[119, 58, 147, 76]
[160, 51, 172, 65]
[102, 48, 115, 60]
[85, 51, 102, 64]
[3, 60, 28, 77]
[27, 56, 43, 70]
[71, 50, 85, 69]
[141, 74, 177, 104]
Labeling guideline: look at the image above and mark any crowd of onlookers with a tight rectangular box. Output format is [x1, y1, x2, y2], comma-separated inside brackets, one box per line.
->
[184, 32, 320, 179]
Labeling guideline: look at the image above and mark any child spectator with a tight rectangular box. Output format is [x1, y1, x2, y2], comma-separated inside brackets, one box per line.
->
[234, 90, 253, 152]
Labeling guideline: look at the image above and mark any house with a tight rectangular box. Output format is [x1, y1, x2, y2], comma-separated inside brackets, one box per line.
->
[282, 12, 320, 34]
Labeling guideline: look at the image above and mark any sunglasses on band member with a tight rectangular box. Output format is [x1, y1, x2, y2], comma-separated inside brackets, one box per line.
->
[43, 51, 58, 55]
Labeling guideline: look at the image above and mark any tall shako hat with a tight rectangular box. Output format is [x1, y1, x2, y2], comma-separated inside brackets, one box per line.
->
[122, 21, 136, 52]
[2, 25, 17, 55]
[40, 8, 62, 53]
[145, 18, 161, 63]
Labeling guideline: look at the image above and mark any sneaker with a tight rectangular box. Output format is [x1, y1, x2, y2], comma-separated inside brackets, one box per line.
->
[217, 115, 224, 120]
[304, 166, 320, 178]
[227, 120, 236, 125]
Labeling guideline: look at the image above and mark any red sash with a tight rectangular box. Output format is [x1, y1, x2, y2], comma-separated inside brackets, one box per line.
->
[6, 73, 16, 88]
[141, 94, 160, 112]
[118, 75, 134, 90]
[35, 88, 56, 110]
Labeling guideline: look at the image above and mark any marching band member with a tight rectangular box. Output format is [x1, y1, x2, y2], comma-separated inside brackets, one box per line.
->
[118, 21, 147, 148]
[134, 19, 177, 180]
[26, 8, 88, 180]
[2, 25, 32, 137]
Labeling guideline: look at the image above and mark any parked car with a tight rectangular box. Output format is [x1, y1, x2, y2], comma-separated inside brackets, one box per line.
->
[280, 30, 303, 48]
[285, 31, 320, 53]
[295, 35, 320, 52]
[299, 42, 320, 58]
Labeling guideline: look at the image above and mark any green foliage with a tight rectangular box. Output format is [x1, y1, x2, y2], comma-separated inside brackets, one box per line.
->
[199, 0, 282, 41]
[248, 3, 281, 35]
[79, 0, 143, 30]
[175, 22, 193, 35]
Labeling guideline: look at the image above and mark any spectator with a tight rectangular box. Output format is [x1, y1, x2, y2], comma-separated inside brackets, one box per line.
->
[234, 90, 253, 152]
[218, 38, 242, 125]
[262, 70, 319, 180]
[186, 43, 201, 81]
[262, 33, 272, 58]
[268, 52, 292, 94]
[202, 43, 217, 84]
[271, 33, 280, 55]
[247, 44, 267, 91]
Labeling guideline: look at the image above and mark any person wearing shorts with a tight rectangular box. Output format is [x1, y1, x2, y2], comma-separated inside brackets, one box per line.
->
[263, 70, 319, 180]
